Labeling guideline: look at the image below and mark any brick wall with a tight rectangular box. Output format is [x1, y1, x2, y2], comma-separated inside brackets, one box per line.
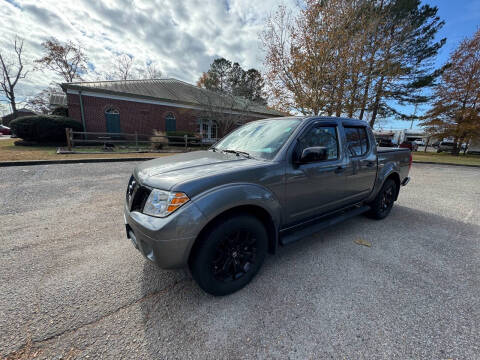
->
[66, 93, 261, 136]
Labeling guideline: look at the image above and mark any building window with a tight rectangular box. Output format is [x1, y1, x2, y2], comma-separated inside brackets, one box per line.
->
[105, 108, 119, 115]
[165, 112, 176, 132]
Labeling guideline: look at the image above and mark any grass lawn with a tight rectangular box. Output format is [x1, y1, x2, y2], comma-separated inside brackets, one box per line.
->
[0, 138, 173, 162]
[413, 151, 480, 166]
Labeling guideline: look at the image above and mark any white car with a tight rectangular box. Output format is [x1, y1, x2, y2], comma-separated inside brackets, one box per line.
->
[414, 139, 425, 147]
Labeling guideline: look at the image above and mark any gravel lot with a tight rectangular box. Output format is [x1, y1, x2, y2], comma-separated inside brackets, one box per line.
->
[1, 162, 479, 359]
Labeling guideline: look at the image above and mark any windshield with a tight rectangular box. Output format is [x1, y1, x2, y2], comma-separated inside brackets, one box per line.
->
[213, 118, 301, 160]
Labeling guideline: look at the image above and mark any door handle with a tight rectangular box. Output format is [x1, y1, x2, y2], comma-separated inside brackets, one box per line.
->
[366, 161, 375, 168]
[334, 166, 346, 174]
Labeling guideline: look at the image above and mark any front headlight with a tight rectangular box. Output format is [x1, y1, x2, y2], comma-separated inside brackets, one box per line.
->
[143, 189, 190, 217]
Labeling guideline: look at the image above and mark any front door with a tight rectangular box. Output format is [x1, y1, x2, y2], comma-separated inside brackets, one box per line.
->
[284, 123, 348, 225]
[105, 111, 121, 134]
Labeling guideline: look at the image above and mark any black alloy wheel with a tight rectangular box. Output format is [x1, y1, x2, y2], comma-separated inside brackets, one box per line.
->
[189, 214, 268, 296]
[380, 183, 395, 213]
[366, 178, 397, 220]
[212, 229, 257, 282]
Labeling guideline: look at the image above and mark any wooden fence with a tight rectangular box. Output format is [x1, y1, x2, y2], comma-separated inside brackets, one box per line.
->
[65, 128, 210, 152]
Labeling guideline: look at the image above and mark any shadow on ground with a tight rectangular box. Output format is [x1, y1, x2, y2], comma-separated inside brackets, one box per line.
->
[138, 205, 480, 358]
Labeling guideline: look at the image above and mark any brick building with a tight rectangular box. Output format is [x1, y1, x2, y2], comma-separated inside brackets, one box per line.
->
[61, 78, 283, 142]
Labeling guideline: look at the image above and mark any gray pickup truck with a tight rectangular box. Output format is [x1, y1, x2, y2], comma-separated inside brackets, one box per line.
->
[124, 117, 411, 295]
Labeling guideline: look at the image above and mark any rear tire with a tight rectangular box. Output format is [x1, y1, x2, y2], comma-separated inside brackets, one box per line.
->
[367, 179, 397, 220]
[189, 214, 268, 296]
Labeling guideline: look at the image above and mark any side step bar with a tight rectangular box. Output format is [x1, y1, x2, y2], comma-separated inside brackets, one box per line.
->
[279, 205, 370, 246]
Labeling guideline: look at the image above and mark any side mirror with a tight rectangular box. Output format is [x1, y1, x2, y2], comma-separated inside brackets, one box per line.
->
[299, 146, 328, 163]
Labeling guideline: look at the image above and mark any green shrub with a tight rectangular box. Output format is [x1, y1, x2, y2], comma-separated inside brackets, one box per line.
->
[10, 115, 82, 143]
[51, 106, 69, 117]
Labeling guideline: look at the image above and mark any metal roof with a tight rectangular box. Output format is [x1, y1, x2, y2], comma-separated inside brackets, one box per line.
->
[49, 93, 67, 106]
[61, 78, 284, 117]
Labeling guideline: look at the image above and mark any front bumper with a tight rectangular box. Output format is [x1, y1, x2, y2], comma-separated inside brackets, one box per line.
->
[124, 201, 206, 269]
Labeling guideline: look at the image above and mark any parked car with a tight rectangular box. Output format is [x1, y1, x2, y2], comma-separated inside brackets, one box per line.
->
[377, 138, 396, 147]
[0, 125, 11, 135]
[437, 141, 456, 153]
[399, 141, 418, 151]
[414, 139, 425, 147]
[124, 116, 411, 296]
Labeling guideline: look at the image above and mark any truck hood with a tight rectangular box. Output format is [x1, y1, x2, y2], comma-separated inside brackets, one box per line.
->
[134, 150, 265, 190]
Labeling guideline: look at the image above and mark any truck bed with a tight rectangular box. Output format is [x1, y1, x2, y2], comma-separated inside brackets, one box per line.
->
[377, 147, 410, 153]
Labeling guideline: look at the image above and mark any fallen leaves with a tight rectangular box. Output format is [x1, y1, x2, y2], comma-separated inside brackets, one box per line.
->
[354, 238, 372, 247]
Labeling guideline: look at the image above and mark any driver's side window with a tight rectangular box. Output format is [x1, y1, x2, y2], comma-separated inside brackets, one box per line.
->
[297, 126, 339, 161]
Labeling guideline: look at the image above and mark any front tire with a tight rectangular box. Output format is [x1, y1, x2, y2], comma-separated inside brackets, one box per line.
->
[367, 179, 398, 220]
[189, 214, 268, 296]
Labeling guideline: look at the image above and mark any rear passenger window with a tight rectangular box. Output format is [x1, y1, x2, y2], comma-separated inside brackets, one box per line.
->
[345, 127, 368, 156]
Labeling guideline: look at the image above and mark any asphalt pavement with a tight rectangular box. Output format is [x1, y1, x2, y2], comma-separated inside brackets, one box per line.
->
[0, 162, 479, 359]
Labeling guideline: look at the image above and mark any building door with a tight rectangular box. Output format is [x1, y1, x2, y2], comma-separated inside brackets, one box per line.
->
[165, 113, 176, 132]
[200, 119, 218, 143]
[105, 108, 121, 133]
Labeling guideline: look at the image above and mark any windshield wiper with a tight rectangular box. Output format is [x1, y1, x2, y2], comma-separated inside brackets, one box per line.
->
[222, 149, 252, 158]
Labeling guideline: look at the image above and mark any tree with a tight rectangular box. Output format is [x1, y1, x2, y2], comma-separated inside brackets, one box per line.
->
[190, 87, 253, 137]
[197, 58, 266, 103]
[26, 88, 51, 114]
[35, 38, 88, 82]
[145, 62, 162, 79]
[261, 0, 444, 126]
[113, 54, 134, 80]
[0, 36, 28, 118]
[26, 86, 62, 114]
[106, 56, 162, 80]
[195, 58, 268, 136]
[422, 29, 480, 154]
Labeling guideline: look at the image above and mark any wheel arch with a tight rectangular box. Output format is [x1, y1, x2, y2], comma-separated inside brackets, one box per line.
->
[188, 204, 278, 267]
[385, 172, 401, 200]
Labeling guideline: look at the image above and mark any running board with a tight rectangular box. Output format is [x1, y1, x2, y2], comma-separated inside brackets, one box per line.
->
[279, 205, 370, 246]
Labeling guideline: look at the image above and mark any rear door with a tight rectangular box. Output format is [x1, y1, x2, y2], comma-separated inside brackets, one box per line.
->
[284, 121, 349, 224]
[343, 124, 377, 203]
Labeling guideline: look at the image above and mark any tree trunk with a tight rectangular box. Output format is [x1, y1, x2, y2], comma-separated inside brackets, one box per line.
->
[369, 76, 385, 128]
[335, 80, 345, 117]
[463, 138, 470, 155]
[348, 79, 359, 118]
[359, 73, 372, 120]
[424, 136, 430, 152]
[10, 93, 17, 118]
[452, 137, 460, 155]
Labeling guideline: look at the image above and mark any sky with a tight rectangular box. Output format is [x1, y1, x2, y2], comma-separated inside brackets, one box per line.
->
[0, 0, 479, 128]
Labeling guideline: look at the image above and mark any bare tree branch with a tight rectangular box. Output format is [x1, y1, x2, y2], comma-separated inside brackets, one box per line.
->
[0, 36, 27, 117]
[35, 38, 88, 83]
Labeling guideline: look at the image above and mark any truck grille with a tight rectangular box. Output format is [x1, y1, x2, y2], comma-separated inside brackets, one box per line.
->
[126, 175, 151, 212]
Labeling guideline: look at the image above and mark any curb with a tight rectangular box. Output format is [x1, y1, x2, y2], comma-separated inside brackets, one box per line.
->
[0, 157, 156, 167]
[412, 160, 480, 168]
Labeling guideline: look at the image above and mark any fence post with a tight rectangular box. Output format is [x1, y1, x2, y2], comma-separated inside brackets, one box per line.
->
[65, 128, 72, 151]
[184, 134, 188, 151]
